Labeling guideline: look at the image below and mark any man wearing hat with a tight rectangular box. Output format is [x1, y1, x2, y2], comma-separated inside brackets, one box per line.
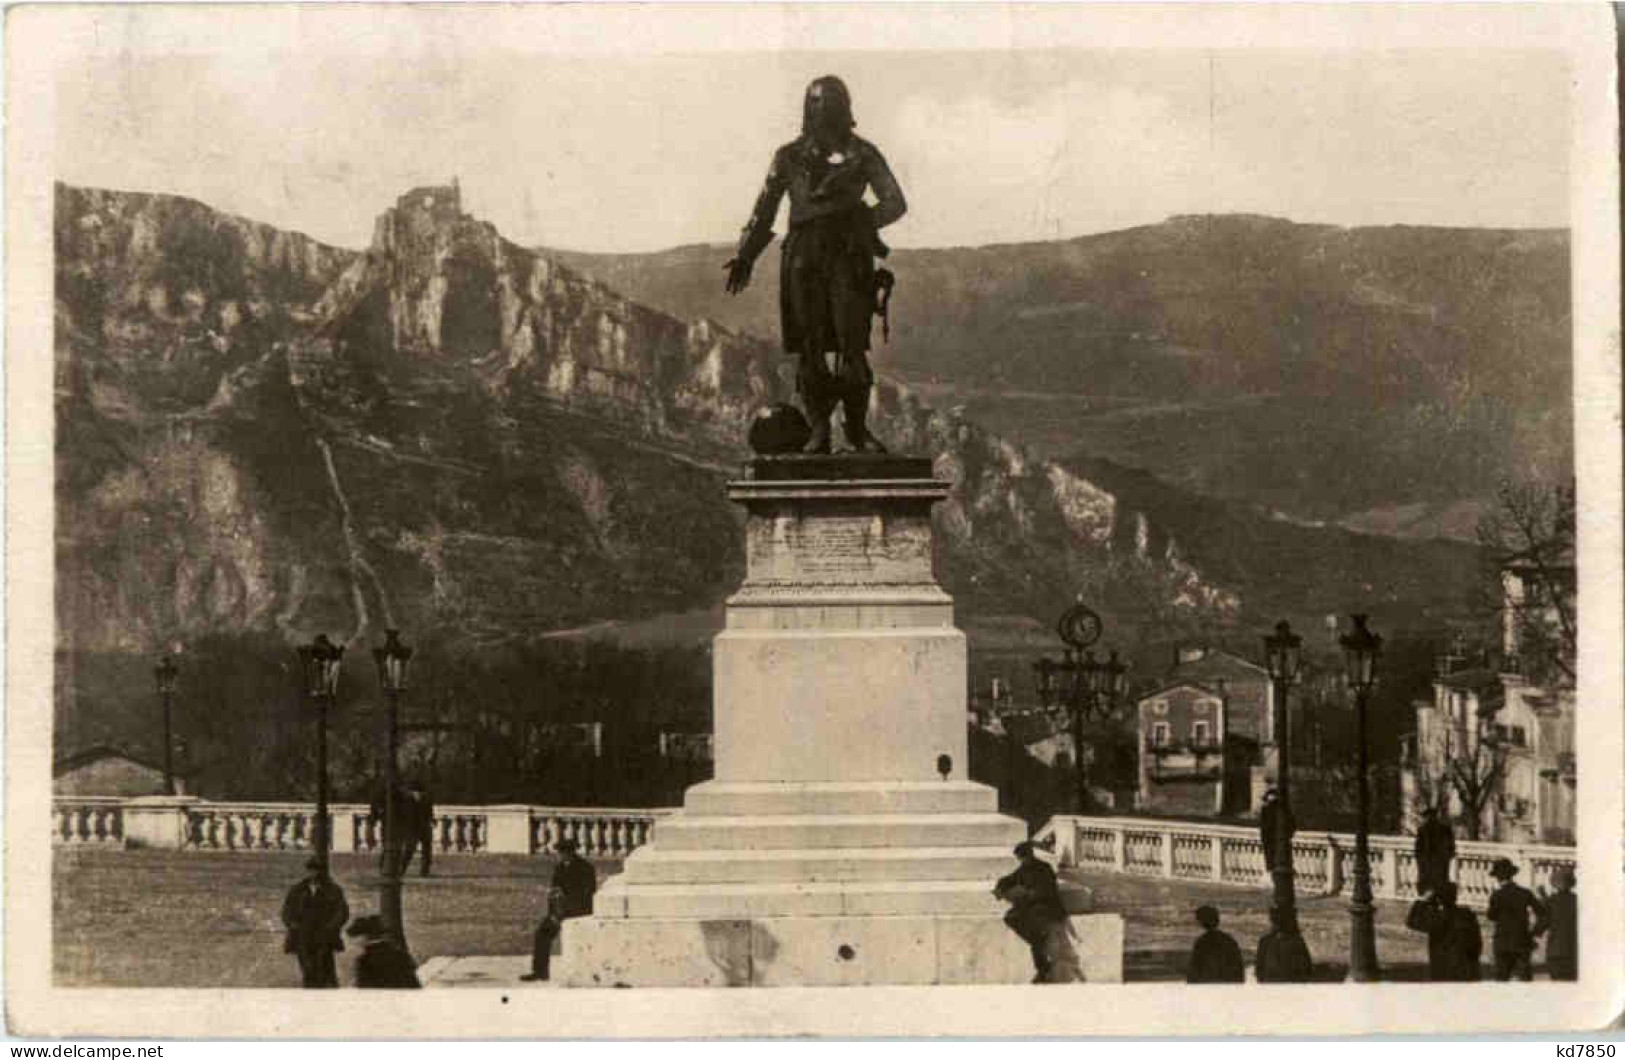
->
[1413, 805, 1456, 895]
[994, 841, 1071, 983]
[347, 914, 421, 989]
[1259, 788, 1293, 875]
[279, 858, 350, 988]
[1541, 867, 1577, 980]
[1486, 856, 1549, 981]
[401, 779, 436, 878]
[523, 837, 597, 982]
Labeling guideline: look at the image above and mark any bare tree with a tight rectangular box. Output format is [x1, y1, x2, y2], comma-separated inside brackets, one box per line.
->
[1414, 723, 1508, 841]
[1476, 480, 1576, 686]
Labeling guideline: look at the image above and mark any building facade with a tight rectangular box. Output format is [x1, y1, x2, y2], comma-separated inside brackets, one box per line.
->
[1404, 562, 1577, 845]
[1134, 682, 1228, 815]
[1151, 646, 1277, 815]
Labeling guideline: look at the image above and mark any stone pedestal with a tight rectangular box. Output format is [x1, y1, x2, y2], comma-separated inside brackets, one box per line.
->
[484, 805, 537, 855]
[122, 795, 200, 849]
[562, 455, 1121, 986]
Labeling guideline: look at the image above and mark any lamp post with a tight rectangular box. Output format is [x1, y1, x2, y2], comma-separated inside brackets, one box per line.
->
[1262, 620, 1305, 943]
[153, 654, 179, 795]
[373, 629, 414, 948]
[297, 634, 345, 870]
[1034, 603, 1127, 814]
[1340, 613, 1383, 982]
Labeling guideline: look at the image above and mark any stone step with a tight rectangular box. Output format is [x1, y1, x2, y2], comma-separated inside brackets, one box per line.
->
[652, 812, 1026, 851]
[592, 876, 1012, 920]
[619, 845, 1015, 885]
[560, 910, 1126, 987]
[682, 780, 1000, 817]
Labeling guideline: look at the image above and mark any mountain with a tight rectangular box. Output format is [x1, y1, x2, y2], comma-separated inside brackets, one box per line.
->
[55, 182, 1254, 672]
[554, 216, 1571, 532]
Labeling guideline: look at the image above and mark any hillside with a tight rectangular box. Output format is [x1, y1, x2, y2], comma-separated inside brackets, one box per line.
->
[55, 182, 1245, 669]
[54, 185, 1501, 799]
[556, 216, 1571, 529]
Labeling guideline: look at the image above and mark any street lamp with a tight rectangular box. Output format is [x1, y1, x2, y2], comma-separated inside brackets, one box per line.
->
[297, 634, 345, 870]
[1339, 612, 1383, 982]
[1033, 657, 1058, 710]
[1035, 603, 1128, 814]
[1262, 619, 1307, 955]
[153, 654, 179, 795]
[373, 629, 414, 947]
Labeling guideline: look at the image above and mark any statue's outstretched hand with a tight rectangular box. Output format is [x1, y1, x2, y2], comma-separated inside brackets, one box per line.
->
[724, 257, 753, 295]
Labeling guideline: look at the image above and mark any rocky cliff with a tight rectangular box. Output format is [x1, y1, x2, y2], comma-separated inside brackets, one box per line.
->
[55, 182, 1239, 662]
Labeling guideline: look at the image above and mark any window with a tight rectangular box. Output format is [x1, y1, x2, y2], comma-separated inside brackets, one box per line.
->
[1191, 721, 1211, 746]
[1194, 700, 1212, 714]
[1151, 722, 1172, 746]
[1151, 700, 1169, 716]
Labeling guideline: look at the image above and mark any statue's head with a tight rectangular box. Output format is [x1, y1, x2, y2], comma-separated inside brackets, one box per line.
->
[802, 75, 855, 142]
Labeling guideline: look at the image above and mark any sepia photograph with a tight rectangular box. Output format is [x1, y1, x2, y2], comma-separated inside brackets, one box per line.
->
[5, 1, 1621, 1039]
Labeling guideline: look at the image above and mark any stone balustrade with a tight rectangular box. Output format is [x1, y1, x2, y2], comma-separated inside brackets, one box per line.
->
[1036, 814, 1578, 910]
[53, 795, 675, 858]
[54, 797, 125, 846]
[530, 807, 668, 857]
[63, 795, 1572, 909]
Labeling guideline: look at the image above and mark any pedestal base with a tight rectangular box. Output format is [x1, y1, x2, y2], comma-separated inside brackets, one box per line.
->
[561, 912, 1125, 988]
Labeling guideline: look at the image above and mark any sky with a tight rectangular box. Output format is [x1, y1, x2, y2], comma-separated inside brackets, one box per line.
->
[55, 30, 1572, 253]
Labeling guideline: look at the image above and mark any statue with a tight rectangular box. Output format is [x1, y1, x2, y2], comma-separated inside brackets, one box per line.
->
[725, 75, 908, 455]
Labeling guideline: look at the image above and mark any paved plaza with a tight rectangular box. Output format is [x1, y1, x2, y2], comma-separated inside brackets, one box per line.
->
[48, 846, 1532, 988]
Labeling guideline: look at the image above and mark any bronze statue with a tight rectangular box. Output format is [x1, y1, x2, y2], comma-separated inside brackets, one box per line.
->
[725, 75, 907, 454]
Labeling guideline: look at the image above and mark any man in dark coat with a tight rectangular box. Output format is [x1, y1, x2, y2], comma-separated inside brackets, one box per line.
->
[404, 781, 435, 878]
[1486, 857, 1549, 981]
[523, 838, 597, 982]
[1255, 906, 1314, 982]
[280, 858, 350, 988]
[725, 75, 908, 455]
[369, 782, 415, 877]
[1541, 867, 1577, 981]
[1405, 881, 1482, 981]
[1259, 788, 1294, 874]
[1186, 905, 1245, 983]
[1413, 806, 1456, 895]
[994, 841, 1070, 983]
[347, 914, 421, 989]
